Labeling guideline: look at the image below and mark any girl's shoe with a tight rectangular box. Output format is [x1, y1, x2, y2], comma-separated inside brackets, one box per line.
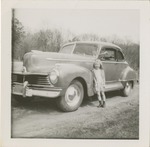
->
[102, 101, 106, 108]
[97, 101, 102, 108]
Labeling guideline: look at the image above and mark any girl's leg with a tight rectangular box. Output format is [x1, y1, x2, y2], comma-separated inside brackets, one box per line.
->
[101, 92, 106, 107]
[97, 92, 102, 101]
[97, 92, 102, 108]
[101, 92, 106, 101]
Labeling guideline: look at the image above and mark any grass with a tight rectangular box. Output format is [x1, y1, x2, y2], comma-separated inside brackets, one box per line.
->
[30, 100, 139, 139]
[66, 103, 139, 139]
[96, 105, 139, 139]
[12, 100, 139, 139]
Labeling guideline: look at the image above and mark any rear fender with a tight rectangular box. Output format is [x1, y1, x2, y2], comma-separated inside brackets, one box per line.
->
[119, 66, 137, 86]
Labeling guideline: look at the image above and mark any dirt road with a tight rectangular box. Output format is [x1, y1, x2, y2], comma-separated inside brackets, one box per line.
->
[11, 85, 139, 139]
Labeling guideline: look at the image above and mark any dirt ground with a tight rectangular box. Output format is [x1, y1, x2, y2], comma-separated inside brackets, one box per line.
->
[11, 85, 139, 139]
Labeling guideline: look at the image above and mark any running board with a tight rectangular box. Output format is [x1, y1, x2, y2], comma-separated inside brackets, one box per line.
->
[105, 82, 124, 92]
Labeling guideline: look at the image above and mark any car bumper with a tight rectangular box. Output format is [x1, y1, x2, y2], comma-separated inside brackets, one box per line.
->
[12, 82, 62, 98]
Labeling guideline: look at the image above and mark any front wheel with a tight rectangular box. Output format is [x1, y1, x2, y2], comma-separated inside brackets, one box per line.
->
[57, 80, 84, 112]
[122, 81, 133, 97]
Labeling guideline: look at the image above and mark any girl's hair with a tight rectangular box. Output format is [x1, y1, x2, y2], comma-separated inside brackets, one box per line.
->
[93, 59, 103, 69]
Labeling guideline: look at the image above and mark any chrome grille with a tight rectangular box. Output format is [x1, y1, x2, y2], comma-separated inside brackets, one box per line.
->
[12, 74, 23, 83]
[12, 74, 50, 85]
[31, 76, 50, 85]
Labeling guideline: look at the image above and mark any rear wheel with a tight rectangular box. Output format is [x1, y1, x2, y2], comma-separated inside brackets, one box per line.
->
[57, 80, 84, 112]
[122, 81, 133, 97]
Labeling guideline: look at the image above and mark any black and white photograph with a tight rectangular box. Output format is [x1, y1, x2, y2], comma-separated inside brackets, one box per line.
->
[1, 1, 150, 147]
[11, 8, 139, 139]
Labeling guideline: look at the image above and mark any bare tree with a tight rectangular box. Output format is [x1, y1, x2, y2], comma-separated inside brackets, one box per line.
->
[12, 9, 25, 60]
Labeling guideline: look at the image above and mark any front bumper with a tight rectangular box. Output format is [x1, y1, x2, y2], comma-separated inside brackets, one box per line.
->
[12, 82, 62, 98]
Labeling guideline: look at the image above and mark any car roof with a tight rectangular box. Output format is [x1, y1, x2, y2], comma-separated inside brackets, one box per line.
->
[63, 41, 122, 50]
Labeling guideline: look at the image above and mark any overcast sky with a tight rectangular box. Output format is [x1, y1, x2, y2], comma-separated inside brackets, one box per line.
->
[15, 9, 139, 43]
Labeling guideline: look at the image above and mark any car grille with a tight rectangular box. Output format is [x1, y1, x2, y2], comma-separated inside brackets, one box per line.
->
[12, 74, 50, 85]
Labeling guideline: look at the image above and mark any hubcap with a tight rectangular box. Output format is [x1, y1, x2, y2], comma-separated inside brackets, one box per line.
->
[65, 84, 81, 107]
[125, 82, 132, 94]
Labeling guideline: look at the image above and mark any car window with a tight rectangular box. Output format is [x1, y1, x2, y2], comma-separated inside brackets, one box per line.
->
[59, 44, 74, 54]
[116, 50, 124, 61]
[99, 48, 116, 61]
[73, 43, 98, 57]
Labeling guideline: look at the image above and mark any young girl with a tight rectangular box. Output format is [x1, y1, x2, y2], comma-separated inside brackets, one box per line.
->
[93, 59, 106, 108]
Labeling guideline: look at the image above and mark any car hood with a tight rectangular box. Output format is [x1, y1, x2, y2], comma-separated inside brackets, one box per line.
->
[22, 51, 95, 73]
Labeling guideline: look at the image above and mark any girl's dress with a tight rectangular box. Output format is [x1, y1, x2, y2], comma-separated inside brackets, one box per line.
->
[93, 69, 105, 93]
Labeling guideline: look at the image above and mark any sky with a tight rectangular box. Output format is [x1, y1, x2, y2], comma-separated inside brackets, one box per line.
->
[15, 9, 139, 43]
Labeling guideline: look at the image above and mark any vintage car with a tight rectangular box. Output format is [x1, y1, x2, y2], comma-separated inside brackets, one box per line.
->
[12, 41, 137, 112]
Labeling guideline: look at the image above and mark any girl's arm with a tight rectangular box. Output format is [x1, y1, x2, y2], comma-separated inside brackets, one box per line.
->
[92, 70, 98, 85]
[94, 77, 98, 85]
[102, 69, 106, 86]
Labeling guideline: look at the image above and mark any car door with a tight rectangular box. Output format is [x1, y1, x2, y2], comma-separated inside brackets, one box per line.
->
[99, 47, 118, 82]
[115, 49, 128, 79]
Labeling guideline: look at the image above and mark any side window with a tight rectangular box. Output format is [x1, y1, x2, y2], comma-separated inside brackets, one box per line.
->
[99, 48, 116, 61]
[117, 50, 124, 61]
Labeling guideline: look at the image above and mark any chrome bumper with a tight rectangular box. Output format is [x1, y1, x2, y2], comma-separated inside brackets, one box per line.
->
[12, 82, 62, 98]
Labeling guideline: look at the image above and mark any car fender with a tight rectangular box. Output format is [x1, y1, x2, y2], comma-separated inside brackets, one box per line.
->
[54, 63, 94, 96]
[119, 66, 137, 83]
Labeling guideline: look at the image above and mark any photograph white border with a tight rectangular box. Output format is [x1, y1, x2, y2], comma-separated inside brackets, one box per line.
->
[1, 1, 150, 147]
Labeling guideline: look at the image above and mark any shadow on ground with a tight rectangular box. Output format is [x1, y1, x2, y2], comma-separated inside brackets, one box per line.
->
[11, 90, 122, 114]
[11, 97, 60, 114]
[82, 90, 122, 106]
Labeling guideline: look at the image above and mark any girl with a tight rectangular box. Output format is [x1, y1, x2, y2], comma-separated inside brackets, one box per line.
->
[93, 59, 106, 108]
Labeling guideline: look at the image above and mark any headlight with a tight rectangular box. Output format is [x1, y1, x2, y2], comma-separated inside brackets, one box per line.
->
[49, 69, 59, 84]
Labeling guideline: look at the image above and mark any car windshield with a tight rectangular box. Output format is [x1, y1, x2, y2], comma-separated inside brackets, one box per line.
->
[73, 43, 99, 57]
[59, 44, 74, 54]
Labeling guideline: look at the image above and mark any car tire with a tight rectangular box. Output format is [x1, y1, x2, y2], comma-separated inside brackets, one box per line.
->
[57, 80, 84, 112]
[13, 95, 34, 103]
[122, 81, 133, 97]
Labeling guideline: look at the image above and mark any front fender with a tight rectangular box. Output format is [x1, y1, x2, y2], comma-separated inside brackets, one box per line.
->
[120, 66, 137, 82]
[55, 63, 94, 96]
